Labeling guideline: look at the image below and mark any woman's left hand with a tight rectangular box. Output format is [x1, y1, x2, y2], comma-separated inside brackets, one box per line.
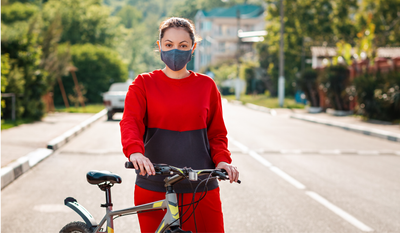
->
[216, 162, 239, 183]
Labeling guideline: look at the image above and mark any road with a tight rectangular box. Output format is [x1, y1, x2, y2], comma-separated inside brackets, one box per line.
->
[2, 101, 400, 233]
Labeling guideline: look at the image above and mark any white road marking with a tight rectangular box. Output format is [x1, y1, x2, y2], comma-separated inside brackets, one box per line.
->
[270, 166, 306, 189]
[228, 136, 374, 232]
[228, 136, 305, 189]
[306, 191, 374, 232]
[248, 150, 272, 167]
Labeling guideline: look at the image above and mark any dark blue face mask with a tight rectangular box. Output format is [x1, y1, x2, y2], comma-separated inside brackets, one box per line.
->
[160, 46, 194, 71]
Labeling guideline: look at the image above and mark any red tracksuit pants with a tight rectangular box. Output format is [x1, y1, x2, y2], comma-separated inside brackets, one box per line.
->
[134, 185, 225, 233]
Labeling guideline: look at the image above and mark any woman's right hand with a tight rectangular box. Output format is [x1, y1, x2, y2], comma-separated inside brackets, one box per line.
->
[129, 153, 155, 176]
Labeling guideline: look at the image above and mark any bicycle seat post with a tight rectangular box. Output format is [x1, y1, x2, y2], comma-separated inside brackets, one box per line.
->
[99, 183, 114, 231]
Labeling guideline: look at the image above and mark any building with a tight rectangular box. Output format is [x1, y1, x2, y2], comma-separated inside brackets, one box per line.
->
[310, 46, 400, 68]
[194, 4, 265, 72]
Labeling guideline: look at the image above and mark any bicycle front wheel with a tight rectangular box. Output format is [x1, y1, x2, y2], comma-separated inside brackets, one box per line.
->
[59, 221, 91, 233]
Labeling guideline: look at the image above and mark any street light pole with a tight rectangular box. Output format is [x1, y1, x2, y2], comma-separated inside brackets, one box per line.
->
[278, 0, 285, 107]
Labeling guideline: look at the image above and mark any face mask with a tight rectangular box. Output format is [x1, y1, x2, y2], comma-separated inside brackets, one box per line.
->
[160, 46, 194, 71]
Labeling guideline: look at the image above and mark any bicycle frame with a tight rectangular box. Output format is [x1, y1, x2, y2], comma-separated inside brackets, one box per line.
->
[65, 174, 183, 233]
[63, 164, 238, 233]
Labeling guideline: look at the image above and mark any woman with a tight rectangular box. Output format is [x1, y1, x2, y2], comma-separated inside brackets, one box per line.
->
[120, 17, 239, 233]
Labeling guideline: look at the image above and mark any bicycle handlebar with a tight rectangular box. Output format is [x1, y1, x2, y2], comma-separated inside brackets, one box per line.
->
[125, 161, 241, 184]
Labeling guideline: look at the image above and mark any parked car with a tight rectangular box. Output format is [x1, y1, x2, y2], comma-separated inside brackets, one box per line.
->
[103, 80, 131, 120]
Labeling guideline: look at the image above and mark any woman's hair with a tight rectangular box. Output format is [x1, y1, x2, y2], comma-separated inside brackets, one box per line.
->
[159, 17, 201, 46]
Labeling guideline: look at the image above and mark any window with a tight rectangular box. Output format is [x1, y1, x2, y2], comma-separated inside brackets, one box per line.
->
[203, 21, 212, 31]
[219, 42, 225, 52]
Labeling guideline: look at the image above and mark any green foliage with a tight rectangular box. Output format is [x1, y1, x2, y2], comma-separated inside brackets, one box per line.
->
[354, 70, 400, 121]
[357, 0, 400, 47]
[1, 2, 39, 24]
[1, 9, 48, 120]
[209, 61, 237, 86]
[259, 0, 358, 97]
[1, 54, 10, 93]
[1, 118, 36, 131]
[1, 54, 11, 115]
[55, 103, 105, 113]
[40, 15, 72, 91]
[297, 68, 320, 107]
[42, 0, 123, 47]
[320, 65, 354, 111]
[116, 5, 142, 29]
[54, 43, 128, 105]
[241, 61, 266, 94]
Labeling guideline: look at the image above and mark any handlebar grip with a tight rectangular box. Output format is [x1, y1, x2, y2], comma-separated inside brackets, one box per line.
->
[125, 161, 134, 169]
[220, 169, 241, 184]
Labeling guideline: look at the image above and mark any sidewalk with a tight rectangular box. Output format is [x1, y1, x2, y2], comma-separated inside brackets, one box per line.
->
[226, 99, 400, 144]
[1, 110, 107, 189]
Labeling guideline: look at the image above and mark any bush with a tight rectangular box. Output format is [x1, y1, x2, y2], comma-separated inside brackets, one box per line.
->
[1, 14, 48, 121]
[320, 65, 354, 111]
[354, 70, 400, 121]
[53, 43, 128, 105]
[297, 68, 320, 107]
[1, 2, 39, 24]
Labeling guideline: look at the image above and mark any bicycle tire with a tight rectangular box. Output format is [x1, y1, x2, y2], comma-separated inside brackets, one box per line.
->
[59, 221, 91, 233]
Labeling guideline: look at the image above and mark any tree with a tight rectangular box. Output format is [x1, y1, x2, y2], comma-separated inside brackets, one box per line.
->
[115, 5, 142, 29]
[53, 43, 128, 105]
[1, 2, 48, 120]
[357, 0, 400, 47]
[42, 0, 124, 47]
[258, 0, 358, 97]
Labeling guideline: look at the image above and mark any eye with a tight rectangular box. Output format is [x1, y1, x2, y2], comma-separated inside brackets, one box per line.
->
[166, 44, 172, 47]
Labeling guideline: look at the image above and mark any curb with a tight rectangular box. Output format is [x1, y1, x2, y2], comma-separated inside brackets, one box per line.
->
[223, 98, 277, 116]
[290, 114, 400, 143]
[223, 98, 400, 143]
[1, 109, 107, 189]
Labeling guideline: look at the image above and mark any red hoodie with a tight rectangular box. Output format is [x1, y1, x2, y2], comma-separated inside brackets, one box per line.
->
[120, 70, 231, 193]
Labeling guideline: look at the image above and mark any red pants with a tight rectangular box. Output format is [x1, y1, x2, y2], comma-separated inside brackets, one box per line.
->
[134, 185, 225, 233]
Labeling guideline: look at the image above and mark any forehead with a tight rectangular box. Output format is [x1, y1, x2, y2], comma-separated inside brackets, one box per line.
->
[161, 27, 191, 43]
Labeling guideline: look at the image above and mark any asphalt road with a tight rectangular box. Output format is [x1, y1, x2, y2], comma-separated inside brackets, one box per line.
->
[2, 102, 400, 233]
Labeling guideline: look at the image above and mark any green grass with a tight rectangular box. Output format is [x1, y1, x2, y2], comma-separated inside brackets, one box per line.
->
[223, 95, 306, 109]
[55, 104, 105, 113]
[2, 104, 105, 130]
[1, 118, 37, 130]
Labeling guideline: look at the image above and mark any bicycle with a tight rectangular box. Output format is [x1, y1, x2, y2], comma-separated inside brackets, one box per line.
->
[59, 162, 241, 233]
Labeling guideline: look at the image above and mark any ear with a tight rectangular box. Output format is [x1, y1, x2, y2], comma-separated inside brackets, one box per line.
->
[192, 42, 197, 54]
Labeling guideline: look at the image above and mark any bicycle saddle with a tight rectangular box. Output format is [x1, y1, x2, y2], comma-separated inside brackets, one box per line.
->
[86, 170, 122, 185]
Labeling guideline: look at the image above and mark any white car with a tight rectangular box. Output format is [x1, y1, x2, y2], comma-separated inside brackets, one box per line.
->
[103, 80, 131, 120]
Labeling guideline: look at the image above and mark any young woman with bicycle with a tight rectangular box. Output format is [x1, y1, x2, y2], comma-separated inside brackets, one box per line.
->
[120, 17, 239, 233]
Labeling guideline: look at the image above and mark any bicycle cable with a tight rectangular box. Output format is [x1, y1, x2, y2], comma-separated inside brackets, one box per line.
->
[164, 174, 216, 233]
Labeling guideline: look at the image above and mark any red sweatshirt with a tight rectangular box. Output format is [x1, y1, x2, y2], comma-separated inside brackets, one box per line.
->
[120, 70, 231, 193]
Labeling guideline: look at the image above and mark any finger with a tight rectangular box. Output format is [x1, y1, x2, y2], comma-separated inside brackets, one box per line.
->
[137, 160, 146, 176]
[226, 166, 234, 183]
[149, 160, 156, 175]
[233, 167, 239, 182]
[143, 159, 154, 176]
[132, 159, 140, 171]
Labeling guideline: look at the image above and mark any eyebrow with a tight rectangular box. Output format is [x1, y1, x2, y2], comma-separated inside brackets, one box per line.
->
[164, 39, 189, 44]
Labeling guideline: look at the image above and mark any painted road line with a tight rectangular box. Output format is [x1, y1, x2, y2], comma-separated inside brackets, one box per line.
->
[229, 136, 374, 232]
[270, 166, 306, 189]
[248, 150, 272, 167]
[229, 136, 306, 190]
[306, 191, 374, 232]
